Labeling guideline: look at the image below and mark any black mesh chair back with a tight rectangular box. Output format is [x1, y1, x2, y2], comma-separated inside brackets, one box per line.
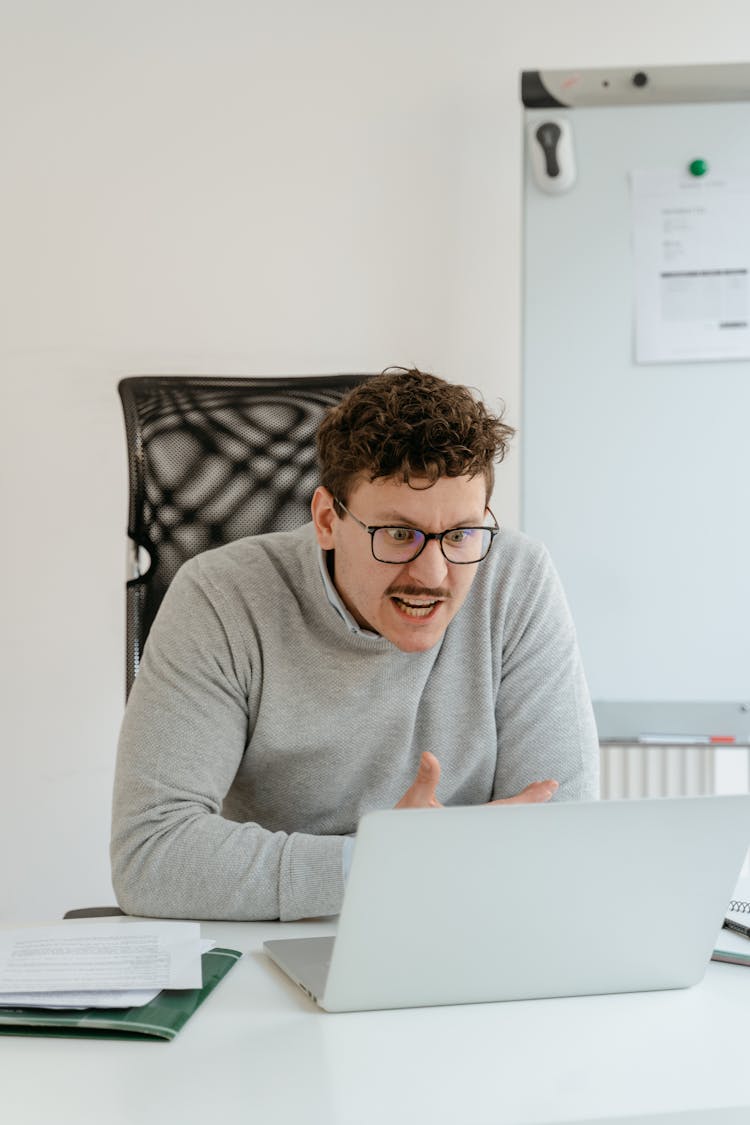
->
[118, 374, 372, 698]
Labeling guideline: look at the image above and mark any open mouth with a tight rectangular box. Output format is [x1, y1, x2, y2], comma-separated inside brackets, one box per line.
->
[391, 596, 441, 619]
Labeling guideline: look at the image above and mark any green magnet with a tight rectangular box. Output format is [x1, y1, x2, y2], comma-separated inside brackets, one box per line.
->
[689, 158, 709, 177]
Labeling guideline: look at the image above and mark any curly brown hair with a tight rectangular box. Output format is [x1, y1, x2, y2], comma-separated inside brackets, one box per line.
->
[316, 367, 515, 505]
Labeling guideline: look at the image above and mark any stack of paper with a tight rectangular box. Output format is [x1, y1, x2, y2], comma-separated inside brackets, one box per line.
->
[0, 921, 208, 1009]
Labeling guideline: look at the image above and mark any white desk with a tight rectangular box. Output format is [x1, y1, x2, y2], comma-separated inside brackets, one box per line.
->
[2, 915, 750, 1125]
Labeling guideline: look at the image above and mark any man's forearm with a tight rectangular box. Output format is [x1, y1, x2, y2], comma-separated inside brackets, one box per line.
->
[110, 796, 347, 921]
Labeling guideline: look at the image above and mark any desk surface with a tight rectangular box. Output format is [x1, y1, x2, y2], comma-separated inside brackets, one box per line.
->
[2, 915, 750, 1125]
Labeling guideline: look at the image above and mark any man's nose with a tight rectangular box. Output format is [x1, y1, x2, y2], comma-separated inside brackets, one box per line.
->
[405, 538, 449, 586]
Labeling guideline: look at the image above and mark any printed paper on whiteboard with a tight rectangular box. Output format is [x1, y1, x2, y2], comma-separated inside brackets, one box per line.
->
[631, 169, 750, 363]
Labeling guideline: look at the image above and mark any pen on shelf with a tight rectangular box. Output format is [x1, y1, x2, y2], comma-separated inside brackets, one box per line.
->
[637, 734, 736, 745]
[722, 917, 750, 940]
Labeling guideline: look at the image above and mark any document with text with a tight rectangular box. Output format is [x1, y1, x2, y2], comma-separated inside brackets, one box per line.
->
[631, 168, 750, 363]
[0, 921, 204, 996]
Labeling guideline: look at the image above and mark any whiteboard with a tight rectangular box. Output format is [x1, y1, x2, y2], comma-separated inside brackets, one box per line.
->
[521, 65, 750, 742]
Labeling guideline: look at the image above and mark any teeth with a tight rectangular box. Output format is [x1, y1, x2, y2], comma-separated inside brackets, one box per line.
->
[394, 597, 438, 618]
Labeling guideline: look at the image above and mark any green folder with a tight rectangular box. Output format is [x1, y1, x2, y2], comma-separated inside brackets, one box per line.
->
[0, 947, 242, 1041]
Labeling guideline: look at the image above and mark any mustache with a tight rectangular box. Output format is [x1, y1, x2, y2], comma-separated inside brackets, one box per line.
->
[386, 585, 451, 600]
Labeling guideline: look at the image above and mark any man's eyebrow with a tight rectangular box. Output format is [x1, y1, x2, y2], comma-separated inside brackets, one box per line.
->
[374, 512, 485, 527]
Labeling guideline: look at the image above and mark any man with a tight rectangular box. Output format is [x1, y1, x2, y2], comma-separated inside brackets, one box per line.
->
[111, 368, 599, 921]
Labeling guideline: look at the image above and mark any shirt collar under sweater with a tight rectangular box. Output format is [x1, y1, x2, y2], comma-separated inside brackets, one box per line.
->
[316, 545, 380, 639]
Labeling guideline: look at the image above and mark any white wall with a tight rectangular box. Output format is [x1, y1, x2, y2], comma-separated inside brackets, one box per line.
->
[2, 0, 749, 921]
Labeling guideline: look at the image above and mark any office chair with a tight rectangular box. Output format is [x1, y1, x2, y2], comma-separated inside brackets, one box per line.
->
[119, 373, 372, 698]
[64, 372, 372, 919]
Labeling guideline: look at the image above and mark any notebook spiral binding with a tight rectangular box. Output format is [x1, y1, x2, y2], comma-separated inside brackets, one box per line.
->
[729, 899, 750, 913]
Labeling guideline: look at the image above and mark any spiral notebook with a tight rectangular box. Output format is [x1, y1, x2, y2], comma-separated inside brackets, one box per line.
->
[712, 884, 750, 967]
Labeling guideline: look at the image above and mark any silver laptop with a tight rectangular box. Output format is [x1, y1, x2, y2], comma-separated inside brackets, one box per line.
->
[264, 795, 750, 1013]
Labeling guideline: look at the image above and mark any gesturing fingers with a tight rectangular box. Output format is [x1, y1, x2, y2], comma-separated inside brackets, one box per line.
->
[489, 779, 559, 806]
[395, 751, 443, 809]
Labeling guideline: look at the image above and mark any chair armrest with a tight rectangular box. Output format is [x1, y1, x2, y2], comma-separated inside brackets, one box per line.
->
[63, 906, 126, 919]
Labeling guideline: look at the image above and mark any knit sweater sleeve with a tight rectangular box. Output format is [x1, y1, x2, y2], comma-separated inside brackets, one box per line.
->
[492, 543, 600, 802]
[110, 560, 346, 922]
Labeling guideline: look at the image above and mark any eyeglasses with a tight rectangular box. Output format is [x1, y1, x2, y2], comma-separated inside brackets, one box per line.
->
[335, 500, 499, 565]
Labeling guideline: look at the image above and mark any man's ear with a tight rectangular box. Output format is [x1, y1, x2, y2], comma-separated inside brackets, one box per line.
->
[311, 486, 337, 549]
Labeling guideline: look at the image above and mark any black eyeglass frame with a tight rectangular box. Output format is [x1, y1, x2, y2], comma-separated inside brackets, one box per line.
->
[335, 499, 500, 565]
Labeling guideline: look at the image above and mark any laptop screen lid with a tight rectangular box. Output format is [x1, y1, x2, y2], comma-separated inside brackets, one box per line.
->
[311, 795, 750, 1012]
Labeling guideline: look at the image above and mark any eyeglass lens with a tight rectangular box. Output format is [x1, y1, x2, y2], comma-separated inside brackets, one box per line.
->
[372, 526, 493, 564]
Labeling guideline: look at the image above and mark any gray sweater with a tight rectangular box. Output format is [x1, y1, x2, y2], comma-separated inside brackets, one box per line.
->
[111, 523, 599, 921]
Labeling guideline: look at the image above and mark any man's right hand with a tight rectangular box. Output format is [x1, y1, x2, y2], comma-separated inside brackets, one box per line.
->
[395, 751, 559, 809]
[395, 751, 443, 809]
